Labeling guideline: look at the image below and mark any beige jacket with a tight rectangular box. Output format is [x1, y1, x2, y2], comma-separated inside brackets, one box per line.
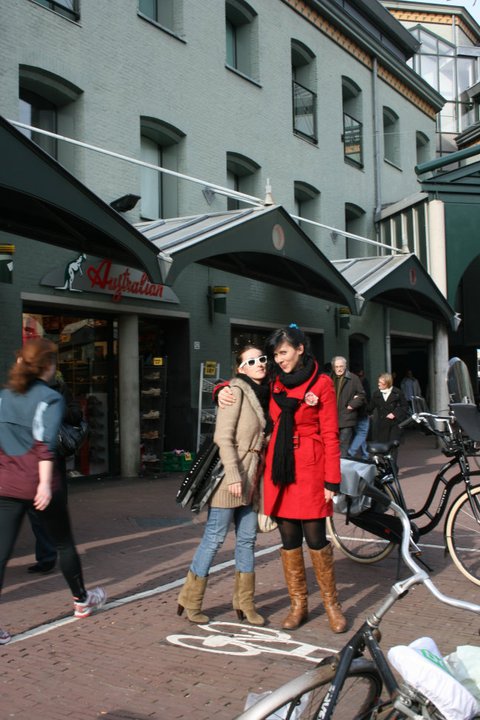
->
[211, 377, 266, 509]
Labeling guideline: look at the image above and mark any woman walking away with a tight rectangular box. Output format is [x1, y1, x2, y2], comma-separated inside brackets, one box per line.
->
[177, 343, 268, 625]
[264, 325, 346, 633]
[0, 339, 106, 644]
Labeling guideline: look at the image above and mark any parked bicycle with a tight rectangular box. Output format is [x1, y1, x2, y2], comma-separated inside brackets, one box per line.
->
[327, 405, 480, 585]
[236, 483, 480, 720]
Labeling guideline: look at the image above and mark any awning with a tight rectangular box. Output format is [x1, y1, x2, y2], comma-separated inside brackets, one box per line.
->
[332, 254, 459, 330]
[0, 116, 163, 283]
[137, 206, 361, 311]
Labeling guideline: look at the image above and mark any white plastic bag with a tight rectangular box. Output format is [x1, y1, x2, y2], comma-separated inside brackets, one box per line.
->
[445, 646, 480, 703]
[388, 637, 479, 720]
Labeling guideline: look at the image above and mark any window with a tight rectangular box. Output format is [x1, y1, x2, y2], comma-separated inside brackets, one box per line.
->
[138, 0, 180, 34]
[342, 77, 363, 167]
[33, 0, 80, 21]
[226, 152, 260, 210]
[416, 131, 430, 166]
[19, 90, 57, 158]
[291, 40, 317, 142]
[345, 203, 366, 258]
[225, 0, 258, 80]
[140, 118, 185, 220]
[383, 107, 400, 167]
[294, 181, 320, 242]
[18, 66, 82, 164]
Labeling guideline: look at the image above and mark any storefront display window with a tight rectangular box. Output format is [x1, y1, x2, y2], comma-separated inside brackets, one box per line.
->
[21, 312, 119, 478]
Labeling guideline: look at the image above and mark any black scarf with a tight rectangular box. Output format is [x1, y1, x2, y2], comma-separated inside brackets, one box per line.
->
[271, 356, 316, 487]
[235, 374, 270, 419]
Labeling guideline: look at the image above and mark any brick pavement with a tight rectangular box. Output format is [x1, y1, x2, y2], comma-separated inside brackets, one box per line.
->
[1, 431, 479, 719]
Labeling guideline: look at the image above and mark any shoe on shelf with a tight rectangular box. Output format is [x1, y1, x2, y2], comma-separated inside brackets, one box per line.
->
[73, 587, 107, 619]
[0, 627, 11, 645]
[27, 561, 56, 574]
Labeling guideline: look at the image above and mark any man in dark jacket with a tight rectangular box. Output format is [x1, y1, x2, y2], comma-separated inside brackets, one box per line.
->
[331, 356, 366, 457]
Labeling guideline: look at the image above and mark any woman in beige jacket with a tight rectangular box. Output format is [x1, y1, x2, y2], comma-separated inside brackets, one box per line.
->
[177, 344, 268, 625]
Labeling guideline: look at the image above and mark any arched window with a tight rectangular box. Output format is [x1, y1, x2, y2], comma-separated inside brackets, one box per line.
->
[342, 77, 363, 167]
[226, 152, 260, 210]
[291, 40, 317, 142]
[383, 107, 401, 167]
[416, 131, 430, 166]
[345, 203, 366, 258]
[140, 117, 185, 220]
[225, 0, 258, 81]
[294, 181, 320, 241]
[19, 66, 83, 164]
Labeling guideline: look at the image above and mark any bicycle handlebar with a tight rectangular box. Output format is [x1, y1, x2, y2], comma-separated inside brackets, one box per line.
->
[361, 483, 480, 616]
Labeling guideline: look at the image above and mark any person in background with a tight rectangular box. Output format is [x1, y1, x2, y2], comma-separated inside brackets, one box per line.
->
[0, 338, 106, 645]
[177, 343, 268, 626]
[26, 370, 83, 574]
[348, 368, 371, 461]
[400, 369, 422, 412]
[330, 356, 365, 457]
[367, 372, 410, 469]
[218, 326, 347, 634]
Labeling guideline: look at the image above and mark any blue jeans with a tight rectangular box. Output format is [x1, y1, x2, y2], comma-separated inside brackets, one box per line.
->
[190, 505, 258, 578]
[348, 416, 370, 460]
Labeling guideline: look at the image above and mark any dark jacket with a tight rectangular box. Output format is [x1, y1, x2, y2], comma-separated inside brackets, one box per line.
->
[331, 370, 366, 429]
[368, 387, 409, 444]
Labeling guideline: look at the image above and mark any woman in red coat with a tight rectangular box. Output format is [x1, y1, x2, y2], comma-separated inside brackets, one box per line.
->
[263, 325, 346, 633]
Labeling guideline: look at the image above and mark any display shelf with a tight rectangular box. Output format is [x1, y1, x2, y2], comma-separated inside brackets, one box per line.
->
[139, 357, 167, 474]
[196, 362, 221, 451]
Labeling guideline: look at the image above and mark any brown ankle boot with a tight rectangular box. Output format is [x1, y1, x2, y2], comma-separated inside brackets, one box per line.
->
[233, 571, 265, 626]
[308, 544, 347, 634]
[280, 548, 308, 630]
[177, 570, 209, 624]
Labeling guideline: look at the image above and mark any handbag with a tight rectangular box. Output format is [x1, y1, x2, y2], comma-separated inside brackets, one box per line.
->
[257, 513, 278, 533]
[57, 419, 90, 457]
[176, 440, 224, 512]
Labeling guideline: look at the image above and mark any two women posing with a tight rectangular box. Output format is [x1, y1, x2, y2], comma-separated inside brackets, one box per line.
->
[177, 325, 346, 634]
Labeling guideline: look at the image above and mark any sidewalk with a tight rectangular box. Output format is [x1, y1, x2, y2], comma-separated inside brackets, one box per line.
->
[1, 431, 478, 720]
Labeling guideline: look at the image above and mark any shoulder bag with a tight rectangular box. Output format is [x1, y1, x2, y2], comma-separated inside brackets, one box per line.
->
[57, 419, 90, 457]
[176, 439, 224, 513]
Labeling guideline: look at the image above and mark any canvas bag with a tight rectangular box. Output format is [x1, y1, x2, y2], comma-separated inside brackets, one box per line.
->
[333, 458, 377, 516]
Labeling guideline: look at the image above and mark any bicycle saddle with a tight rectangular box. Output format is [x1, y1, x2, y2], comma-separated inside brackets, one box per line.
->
[367, 440, 400, 455]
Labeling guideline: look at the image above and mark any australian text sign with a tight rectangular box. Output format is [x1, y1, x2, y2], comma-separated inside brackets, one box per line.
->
[41, 254, 179, 304]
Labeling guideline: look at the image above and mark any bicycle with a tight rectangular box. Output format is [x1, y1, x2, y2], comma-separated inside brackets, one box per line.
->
[235, 484, 480, 720]
[327, 408, 480, 585]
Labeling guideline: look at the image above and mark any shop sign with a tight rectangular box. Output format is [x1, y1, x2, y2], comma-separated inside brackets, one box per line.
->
[203, 361, 218, 377]
[40, 254, 179, 304]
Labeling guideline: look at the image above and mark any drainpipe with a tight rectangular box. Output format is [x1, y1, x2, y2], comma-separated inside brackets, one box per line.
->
[372, 57, 382, 226]
[384, 306, 391, 373]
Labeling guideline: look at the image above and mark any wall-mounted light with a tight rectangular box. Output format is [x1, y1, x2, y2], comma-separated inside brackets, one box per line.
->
[207, 285, 230, 320]
[110, 194, 141, 212]
[335, 306, 351, 335]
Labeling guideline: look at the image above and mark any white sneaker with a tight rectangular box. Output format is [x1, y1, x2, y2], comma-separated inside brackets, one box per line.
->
[0, 627, 11, 644]
[73, 587, 107, 619]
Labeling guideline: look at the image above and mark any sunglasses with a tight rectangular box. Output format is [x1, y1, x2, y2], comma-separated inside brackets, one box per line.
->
[239, 355, 268, 369]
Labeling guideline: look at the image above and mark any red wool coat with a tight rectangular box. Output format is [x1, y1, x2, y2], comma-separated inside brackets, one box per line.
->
[263, 368, 341, 520]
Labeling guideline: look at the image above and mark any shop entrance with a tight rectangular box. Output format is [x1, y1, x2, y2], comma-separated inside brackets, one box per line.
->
[22, 311, 119, 478]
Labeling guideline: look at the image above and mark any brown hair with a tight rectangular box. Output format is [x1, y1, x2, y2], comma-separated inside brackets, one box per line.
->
[235, 343, 263, 368]
[8, 338, 58, 394]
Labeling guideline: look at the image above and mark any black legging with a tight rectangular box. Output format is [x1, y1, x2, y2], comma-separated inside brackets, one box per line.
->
[275, 517, 328, 551]
[0, 488, 87, 601]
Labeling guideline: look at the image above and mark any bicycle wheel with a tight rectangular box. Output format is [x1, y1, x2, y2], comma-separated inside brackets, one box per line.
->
[236, 657, 382, 720]
[445, 484, 480, 586]
[327, 484, 396, 563]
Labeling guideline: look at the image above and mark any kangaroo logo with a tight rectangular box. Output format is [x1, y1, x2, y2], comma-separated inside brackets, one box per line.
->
[56, 253, 87, 291]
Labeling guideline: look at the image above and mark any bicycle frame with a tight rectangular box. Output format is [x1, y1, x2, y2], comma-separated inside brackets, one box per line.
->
[313, 492, 480, 719]
[372, 421, 480, 538]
